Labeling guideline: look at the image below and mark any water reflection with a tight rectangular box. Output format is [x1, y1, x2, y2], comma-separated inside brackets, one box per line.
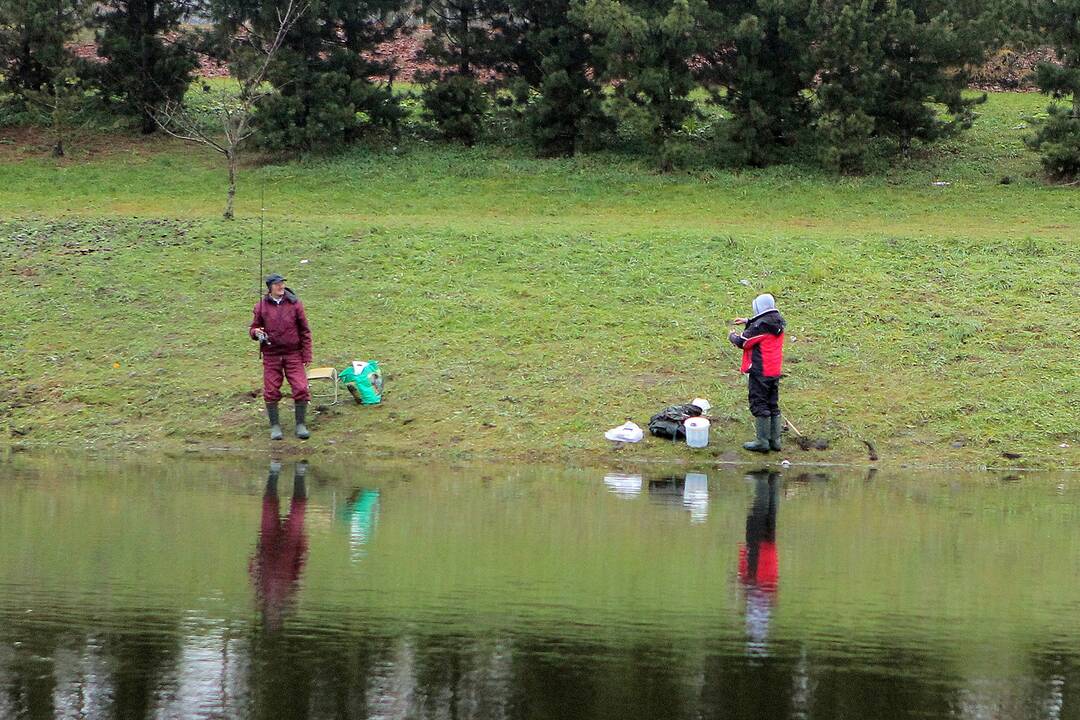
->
[2, 456, 1080, 720]
[738, 470, 780, 657]
[344, 488, 381, 562]
[683, 472, 709, 523]
[603, 474, 643, 499]
[646, 474, 710, 523]
[250, 460, 309, 630]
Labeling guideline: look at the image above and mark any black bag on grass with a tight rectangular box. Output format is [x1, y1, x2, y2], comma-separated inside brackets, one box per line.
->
[648, 403, 703, 440]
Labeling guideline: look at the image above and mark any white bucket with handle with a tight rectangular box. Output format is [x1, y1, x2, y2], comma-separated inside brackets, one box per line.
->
[684, 417, 710, 448]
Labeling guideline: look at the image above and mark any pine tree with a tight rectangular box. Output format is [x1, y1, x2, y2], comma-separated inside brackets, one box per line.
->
[420, 74, 489, 144]
[22, 65, 90, 156]
[498, 0, 611, 156]
[418, 0, 501, 76]
[1027, 0, 1080, 180]
[576, 0, 711, 169]
[236, 0, 406, 153]
[806, 0, 879, 171]
[866, 2, 986, 151]
[0, 0, 84, 99]
[808, 0, 989, 171]
[90, 0, 201, 134]
[701, 0, 815, 167]
[415, 0, 499, 144]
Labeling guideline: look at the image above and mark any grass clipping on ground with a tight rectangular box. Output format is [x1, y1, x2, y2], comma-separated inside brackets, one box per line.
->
[0, 92, 1077, 468]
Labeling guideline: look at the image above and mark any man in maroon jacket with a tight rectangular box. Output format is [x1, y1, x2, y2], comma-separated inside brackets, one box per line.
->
[250, 273, 313, 440]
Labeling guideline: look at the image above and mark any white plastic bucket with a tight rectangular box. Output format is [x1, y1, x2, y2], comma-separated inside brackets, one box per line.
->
[684, 417, 710, 448]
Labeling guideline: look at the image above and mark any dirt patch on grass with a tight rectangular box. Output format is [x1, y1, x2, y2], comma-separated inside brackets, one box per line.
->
[0, 127, 52, 161]
[0, 126, 198, 164]
[220, 405, 256, 429]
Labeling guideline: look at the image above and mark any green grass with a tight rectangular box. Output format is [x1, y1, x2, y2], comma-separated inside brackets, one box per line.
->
[1, 90, 1077, 468]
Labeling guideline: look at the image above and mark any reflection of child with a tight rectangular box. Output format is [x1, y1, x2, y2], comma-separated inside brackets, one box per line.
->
[737, 471, 779, 655]
[729, 294, 786, 453]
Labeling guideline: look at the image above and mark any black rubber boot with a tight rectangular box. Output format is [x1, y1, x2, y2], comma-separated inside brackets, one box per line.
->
[293, 461, 308, 498]
[266, 461, 282, 495]
[743, 416, 772, 453]
[295, 401, 310, 440]
[267, 403, 283, 441]
[769, 415, 783, 452]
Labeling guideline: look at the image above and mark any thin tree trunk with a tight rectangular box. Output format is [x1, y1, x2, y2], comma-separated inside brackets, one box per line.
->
[52, 103, 64, 157]
[459, 3, 472, 75]
[224, 151, 237, 220]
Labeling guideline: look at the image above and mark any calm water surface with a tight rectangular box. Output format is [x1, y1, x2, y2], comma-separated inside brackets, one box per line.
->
[1, 455, 1079, 719]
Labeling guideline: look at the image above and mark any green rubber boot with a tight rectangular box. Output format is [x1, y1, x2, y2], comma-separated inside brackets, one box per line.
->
[267, 403, 283, 441]
[743, 416, 772, 453]
[769, 415, 783, 452]
[295, 401, 310, 440]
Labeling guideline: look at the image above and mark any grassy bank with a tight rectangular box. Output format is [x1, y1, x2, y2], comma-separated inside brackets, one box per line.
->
[1, 91, 1077, 468]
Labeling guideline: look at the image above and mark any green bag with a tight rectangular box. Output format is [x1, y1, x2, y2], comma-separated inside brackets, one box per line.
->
[339, 361, 383, 405]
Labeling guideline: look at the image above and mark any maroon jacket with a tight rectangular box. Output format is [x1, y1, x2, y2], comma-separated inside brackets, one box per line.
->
[250, 289, 313, 363]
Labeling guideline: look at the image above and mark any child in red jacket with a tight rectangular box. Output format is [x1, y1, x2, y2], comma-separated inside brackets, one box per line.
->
[729, 294, 786, 452]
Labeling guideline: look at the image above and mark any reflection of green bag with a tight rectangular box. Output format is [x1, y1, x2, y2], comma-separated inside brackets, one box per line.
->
[338, 361, 383, 405]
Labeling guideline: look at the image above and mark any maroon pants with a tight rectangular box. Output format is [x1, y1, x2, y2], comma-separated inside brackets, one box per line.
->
[262, 352, 310, 403]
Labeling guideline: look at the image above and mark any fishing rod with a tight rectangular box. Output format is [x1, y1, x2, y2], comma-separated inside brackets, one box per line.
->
[259, 180, 265, 298]
[256, 179, 266, 359]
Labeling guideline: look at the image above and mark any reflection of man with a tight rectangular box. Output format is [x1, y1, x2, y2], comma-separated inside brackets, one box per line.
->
[738, 470, 780, 655]
[250, 461, 309, 628]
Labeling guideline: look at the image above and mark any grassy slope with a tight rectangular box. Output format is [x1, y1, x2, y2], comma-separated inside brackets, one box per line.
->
[0, 91, 1077, 468]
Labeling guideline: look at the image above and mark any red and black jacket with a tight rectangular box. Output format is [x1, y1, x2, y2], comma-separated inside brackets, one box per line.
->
[729, 309, 785, 377]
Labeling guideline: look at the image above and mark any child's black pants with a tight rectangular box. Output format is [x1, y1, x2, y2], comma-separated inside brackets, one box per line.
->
[748, 373, 780, 418]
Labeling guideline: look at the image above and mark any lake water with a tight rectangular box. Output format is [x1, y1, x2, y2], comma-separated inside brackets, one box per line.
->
[1, 454, 1078, 719]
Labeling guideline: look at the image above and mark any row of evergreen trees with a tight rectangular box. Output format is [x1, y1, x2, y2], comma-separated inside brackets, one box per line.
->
[1, 0, 1079, 176]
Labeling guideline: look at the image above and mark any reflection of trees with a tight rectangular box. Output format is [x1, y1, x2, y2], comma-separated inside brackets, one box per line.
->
[954, 649, 1080, 720]
[5, 619, 1080, 720]
[0, 619, 180, 720]
[100, 624, 181, 720]
[1029, 652, 1079, 719]
[1, 621, 178, 720]
[699, 644, 971, 720]
[700, 650, 800, 719]
[805, 647, 959, 719]
[506, 637, 605, 719]
[409, 634, 513, 720]
[505, 637, 700, 720]
[2, 626, 62, 719]
[246, 627, 393, 720]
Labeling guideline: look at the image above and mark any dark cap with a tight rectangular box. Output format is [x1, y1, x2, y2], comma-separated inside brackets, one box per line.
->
[265, 273, 286, 288]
